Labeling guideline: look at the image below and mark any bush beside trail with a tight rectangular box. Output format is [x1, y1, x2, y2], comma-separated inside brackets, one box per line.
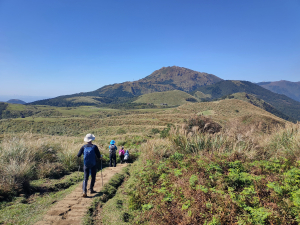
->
[124, 122, 300, 224]
[0, 133, 81, 200]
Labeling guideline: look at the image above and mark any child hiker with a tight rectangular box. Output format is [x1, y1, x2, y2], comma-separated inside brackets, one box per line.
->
[109, 140, 117, 167]
[119, 146, 125, 164]
[124, 150, 130, 163]
[77, 134, 101, 197]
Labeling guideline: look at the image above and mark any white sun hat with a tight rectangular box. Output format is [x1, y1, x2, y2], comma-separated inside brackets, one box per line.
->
[84, 133, 95, 142]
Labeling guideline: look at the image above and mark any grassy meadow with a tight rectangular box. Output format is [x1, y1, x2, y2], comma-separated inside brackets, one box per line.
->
[0, 99, 299, 224]
[134, 90, 198, 106]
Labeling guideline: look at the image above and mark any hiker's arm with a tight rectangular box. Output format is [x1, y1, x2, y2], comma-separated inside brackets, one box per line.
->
[94, 146, 101, 159]
[77, 146, 84, 157]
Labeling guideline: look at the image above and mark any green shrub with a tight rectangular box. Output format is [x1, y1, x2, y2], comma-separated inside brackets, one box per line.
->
[116, 128, 126, 135]
[160, 124, 172, 138]
[116, 199, 123, 208]
[170, 152, 184, 161]
[101, 172, 126, 201]
[122, 212, 132, 222]
[108, 173, 125, 188]
[185, 98, 197, 102]
[102, 184, 117, 200]
[189, 174, 198, 188]
[151, 128, 160, 134]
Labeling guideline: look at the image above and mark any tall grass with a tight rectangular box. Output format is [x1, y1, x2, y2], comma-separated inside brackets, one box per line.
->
[168, 121, 300, 161]
[126, 121, 300, 224]
[0, 133, 81, 197]
[169, 125, 258, 161]
[263, 122, 300, 161]
[139, 139, 174, 164]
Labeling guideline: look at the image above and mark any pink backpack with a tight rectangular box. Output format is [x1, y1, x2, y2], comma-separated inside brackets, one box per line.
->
[119, 149, 125, 156]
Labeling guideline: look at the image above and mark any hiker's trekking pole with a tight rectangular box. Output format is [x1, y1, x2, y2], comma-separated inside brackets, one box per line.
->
[101, 155, 103, 186]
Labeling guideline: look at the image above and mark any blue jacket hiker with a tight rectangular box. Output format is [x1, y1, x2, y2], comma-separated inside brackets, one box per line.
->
[109, 140, 117, 167]
[124, 150, 130, 163]
[77, 133, 101, 197]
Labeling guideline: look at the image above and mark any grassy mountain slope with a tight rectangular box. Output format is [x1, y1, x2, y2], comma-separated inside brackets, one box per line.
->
[0, 103, 63, 119]
[194, 80, 300, 121]
[6, 99, 26, 104]
[27, 95, 119, 107]
[220, 92, 296, 122]
[29, 66, 222, 106]
[257, 80, 300, 102]
[1, 99, 287, 137]
[176, 99, 287, 129]
[193, 91, 211, 100]
[134, 90, 198, 106]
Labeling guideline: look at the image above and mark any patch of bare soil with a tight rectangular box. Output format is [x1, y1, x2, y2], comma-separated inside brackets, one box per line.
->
[35, 164, 127, 225]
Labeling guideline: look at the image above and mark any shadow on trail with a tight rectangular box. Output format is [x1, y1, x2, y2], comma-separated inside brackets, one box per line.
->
[85, 191, 104, 199]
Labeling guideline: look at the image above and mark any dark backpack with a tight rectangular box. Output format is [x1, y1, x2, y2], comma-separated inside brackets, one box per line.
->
[84, 145, 96, 168]
[109, 144, 116, 154]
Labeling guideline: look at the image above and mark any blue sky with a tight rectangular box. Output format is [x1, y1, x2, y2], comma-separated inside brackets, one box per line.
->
[0, 0, 299, 102]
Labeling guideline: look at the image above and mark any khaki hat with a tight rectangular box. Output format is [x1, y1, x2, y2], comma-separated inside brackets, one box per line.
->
[84, 134, 95, 142]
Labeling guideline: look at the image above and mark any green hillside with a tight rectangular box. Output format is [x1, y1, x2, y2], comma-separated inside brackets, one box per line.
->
[258, 80, 300, 102]
[220, 92, 296, 122]
[29, 66, 222, 107]
[6, 99, 26, 104]
[193, 91, 211, 100]
[194, 80, 300, 121]
[1, 99, 288, 136]
[134, 90, 198, 106]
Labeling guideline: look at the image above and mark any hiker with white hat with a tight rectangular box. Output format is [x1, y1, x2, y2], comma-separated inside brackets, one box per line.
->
[77, 133, 101, 197]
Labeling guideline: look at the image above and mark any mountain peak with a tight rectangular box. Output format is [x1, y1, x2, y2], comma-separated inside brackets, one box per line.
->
[29, 66, 223, 106]
[141, 66, 223, 92]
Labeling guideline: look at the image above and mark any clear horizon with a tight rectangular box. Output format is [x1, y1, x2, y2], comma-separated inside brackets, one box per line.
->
[0, 95, 54, 103]
[1, 0, 299, 98]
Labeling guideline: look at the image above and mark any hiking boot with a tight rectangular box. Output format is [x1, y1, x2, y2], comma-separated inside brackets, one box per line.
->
[90, 189, 96, 194]
[82, 192, 87, 197]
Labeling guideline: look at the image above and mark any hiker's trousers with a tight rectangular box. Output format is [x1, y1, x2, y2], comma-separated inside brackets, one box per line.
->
[82, 165, 97, 193]
[120, 154, 124, 163]
[109, 153, 116, 167]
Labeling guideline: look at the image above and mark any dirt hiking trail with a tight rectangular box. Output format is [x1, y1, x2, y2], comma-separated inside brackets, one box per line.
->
[35, 164, 127, 225]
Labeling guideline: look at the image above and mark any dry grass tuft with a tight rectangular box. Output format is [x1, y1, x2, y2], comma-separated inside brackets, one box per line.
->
[140, 139, 174, 164]
[262, 122, 300, 161]
[0, 133, 82, 197]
